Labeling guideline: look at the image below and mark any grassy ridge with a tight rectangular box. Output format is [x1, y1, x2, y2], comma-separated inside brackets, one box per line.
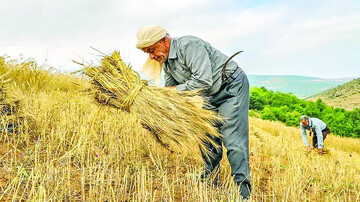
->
[309, 78, 360, 110]
[0, 57, 359, 201]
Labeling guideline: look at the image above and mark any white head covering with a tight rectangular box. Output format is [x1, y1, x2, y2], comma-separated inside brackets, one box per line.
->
[137, 25, 167, 85]
[136, 25, 168, 49]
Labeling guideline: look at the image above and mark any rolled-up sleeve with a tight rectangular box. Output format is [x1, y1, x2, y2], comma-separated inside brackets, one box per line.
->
[176, 43, 213, 91]
[300, 124, 310, 147]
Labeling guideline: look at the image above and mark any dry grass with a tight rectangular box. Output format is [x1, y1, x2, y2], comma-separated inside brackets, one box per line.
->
[249, 118, 360, 201]
[0, 57, 359, 201]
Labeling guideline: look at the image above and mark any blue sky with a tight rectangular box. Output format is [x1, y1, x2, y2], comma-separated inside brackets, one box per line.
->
[0, 0, 359, 78]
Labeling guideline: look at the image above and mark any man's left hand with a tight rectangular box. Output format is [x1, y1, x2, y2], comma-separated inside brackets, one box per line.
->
[318, 149, 323, 155]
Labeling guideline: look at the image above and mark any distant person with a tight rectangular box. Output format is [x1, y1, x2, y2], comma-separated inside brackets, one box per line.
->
[300, 115, 330, 154]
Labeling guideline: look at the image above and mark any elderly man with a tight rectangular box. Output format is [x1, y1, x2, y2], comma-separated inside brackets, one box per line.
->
[300, 115, 330, 154]
[136, 25, 251, 199]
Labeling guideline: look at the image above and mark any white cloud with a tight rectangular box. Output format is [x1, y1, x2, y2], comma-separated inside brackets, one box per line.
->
[0, 0, 359, 78]
[265, 15, 360, 55]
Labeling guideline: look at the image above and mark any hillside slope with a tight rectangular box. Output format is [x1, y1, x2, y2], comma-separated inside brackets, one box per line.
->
[248, 75, 354, 99]
[309, 78, 360, 110]
[0, 58, 359, 201]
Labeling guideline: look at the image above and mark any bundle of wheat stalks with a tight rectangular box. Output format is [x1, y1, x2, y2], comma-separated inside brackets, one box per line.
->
[79, 51, 222, 156]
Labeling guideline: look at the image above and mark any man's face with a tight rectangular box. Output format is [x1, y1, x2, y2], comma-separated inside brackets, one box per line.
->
[141, 38, 169, 63]
[301, 119, 309, 127]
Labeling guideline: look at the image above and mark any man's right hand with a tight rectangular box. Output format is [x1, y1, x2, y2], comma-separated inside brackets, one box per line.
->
[307, 146, 312, 152]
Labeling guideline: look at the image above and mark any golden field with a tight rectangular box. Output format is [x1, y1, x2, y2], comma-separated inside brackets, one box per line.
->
[0, 58, 360, 201]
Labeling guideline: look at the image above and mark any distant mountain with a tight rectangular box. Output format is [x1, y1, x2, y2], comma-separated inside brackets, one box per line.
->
[308, 78, 360, 110]
[247, 75, 355, 99]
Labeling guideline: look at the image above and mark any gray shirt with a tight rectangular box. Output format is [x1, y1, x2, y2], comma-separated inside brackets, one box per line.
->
[300, 117, 327, 149]
[163, 35, 241, 96]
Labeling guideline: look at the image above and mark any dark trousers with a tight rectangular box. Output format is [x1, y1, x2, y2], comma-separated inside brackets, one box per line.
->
[312, 127, 330, 148]
[200, 68, 251, 198]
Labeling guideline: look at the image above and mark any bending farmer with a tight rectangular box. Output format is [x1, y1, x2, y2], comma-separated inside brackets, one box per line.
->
[300, 115, 330, 155]
[136, 25, 251, 199]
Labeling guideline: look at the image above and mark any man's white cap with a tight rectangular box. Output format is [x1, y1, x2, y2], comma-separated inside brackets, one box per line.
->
[136, 25, 168, 49]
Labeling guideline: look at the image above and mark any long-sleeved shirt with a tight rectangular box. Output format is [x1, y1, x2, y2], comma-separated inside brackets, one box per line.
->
[162, 35, 241, 96]
[300, 117, 327, 149]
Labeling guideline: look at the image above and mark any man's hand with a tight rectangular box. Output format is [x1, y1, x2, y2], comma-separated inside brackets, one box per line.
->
[166, 86, 176, 89]
[307, 146, 312, 152]
[318, 149, 323, 155]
